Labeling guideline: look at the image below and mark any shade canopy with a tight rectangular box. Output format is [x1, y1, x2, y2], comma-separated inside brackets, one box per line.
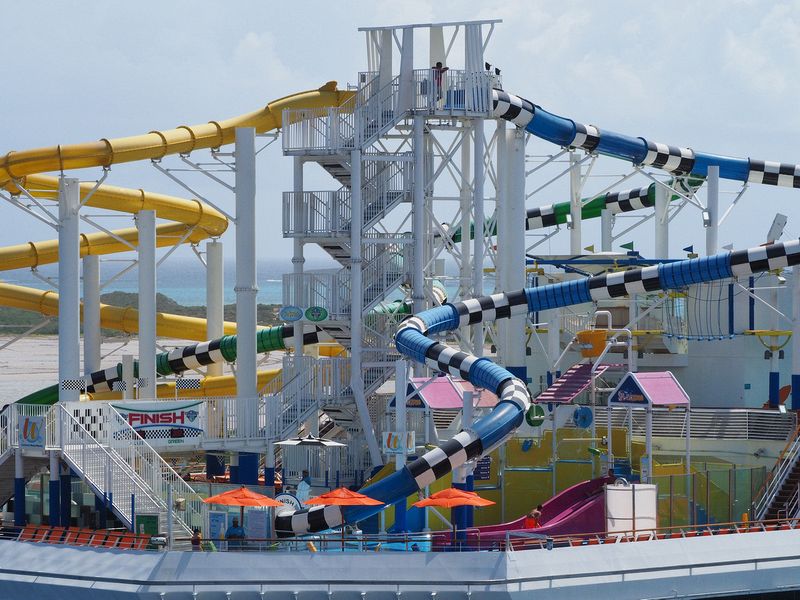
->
[305, 487, 384, 506]
[274, 433, 346, 447]
[412, 488, 495, 509]
[203, 486, 284, 508]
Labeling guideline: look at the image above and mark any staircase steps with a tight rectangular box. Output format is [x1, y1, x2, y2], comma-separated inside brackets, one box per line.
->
[535, 363, 609, 404]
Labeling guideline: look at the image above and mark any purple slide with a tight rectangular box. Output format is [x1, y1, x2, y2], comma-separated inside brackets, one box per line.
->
[433, 476, 612, 550]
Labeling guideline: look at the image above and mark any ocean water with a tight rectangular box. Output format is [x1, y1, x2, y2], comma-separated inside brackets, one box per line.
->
[3, 259, 487, 307]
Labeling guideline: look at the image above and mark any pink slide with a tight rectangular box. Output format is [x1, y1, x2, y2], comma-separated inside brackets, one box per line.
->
[433, 475, 612, 550]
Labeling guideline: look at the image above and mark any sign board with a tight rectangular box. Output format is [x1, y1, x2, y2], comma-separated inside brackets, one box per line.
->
[19, 415, 45, 448]
[279, 306, 304, 322]
[473, 456, 492, 481]
[208, 510, 228, 544]
[609, 376, 647, 405]
[112, 401, 203, 448]
[274, 492, 302, 513]
[246, 509, 269, 539]
[381, 431, 415, 455]
[305, 306, 329, 322]
[134, 513, 160, 537]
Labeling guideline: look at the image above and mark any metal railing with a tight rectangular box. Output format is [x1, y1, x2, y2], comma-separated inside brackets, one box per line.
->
[58, 404, 163, 529]
[593, 406, 796, 441]
[57, 402, 206, 535]
[754, 423, 800, 519]
[411, 68, 493, 113]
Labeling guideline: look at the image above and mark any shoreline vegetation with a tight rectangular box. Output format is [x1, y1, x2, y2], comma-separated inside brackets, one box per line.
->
[0, 291, 282, 336]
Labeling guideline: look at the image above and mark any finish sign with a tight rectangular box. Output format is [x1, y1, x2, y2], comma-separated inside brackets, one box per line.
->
[525, 404, 545, 427]
[305, 306, 329, 322]
[279, 305, 304, 322]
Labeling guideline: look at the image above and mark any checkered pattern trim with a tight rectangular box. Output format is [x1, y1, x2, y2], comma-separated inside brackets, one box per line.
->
[452, 291, 529, 328]
[274, 505, 343, 537]
[572, 123, 600, 152]
[729, 240, 800, 277]
[587, 266, 662, 300]
[175, 378, 202, 390]
[60, 378, 87, 391]
[86, 366, 120, 393]
[167, 339, 225, 374]
[497, 378, 530, 412]
[491, 90, 535, 127]
[407, 430, 483, 489]
[747, 160, 800, 188]
[604, 186, 652, 214]
[640, 141, 695, 174]
[423, 343, 478, 379]
[282, 324, 333, 347]
[525, 205, 559, 230]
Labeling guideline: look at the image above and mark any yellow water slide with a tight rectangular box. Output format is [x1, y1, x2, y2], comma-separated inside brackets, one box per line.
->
[1, 82, 353, 397]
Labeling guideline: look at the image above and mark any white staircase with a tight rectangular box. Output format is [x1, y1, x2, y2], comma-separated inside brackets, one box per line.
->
[41, 403, 204, 536]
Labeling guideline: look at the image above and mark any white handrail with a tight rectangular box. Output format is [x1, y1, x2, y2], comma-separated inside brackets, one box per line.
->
[104, 404, 206, 534]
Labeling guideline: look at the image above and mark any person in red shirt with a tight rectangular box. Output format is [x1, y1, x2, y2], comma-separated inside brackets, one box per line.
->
[523, 505, 543, 529]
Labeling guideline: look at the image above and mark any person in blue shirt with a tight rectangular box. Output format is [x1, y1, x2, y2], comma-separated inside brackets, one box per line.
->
[225, 517, 246, 550]
[296, 470, 312, 506]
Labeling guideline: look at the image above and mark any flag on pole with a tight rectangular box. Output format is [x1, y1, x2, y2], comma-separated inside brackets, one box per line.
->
[682, 245, 694, 253]
[584, 244, 595, 253]
[620, 241, 635, 251]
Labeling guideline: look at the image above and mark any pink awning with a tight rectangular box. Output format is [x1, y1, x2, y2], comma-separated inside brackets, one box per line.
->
[409, 376, 498, 410]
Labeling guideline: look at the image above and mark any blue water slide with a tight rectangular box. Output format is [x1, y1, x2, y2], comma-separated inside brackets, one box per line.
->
[492, 89, 800, 188]
[274, 239, 800, 536]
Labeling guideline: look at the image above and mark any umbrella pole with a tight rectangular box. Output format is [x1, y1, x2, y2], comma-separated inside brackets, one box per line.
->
[452, 521, 457, 551]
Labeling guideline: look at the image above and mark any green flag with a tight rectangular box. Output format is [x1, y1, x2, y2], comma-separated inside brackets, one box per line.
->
[620, 241, 635, 251]
[584, 244, 595, 253]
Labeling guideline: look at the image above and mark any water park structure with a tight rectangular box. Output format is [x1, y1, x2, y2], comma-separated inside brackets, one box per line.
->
[1, 18, 800, 599]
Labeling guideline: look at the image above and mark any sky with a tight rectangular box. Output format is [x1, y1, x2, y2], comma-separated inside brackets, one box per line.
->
[2, 0, 800, 270]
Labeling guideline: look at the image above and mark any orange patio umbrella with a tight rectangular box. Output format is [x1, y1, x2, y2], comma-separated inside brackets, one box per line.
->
[413, 488, 495, 545]
[306, 487, 384, 550]
[203, 486, 284, 524]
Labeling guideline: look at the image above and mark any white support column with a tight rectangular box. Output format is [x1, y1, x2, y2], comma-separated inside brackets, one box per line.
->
[706, 166, 719, 256]
[58, 177, 81, 403]
[350, 149, 382, 467]
[792, 272, 800, 410]
[472, 119, 485, 356]
[629, 295, 638, 372]
[654, 184, 669, 259]
[645, 407, 653, 484]
[600, 209, 613, 253]
[235, 127, 258, 437]
[504, 128, 527, 372]
[459, 124, 472, 336]
[547, 309, 561, 383]
[292, 157, 305, 357]
[569, 152, 582, 255]
[394, 360, 407, 472]
[136, 209, 157, 399]
[82, 254, 101, 375]
[412, 116, 426, 315]
[495, 121, 508, 360]
[122, 354, 134, 400]
[206, 239, 224, 377]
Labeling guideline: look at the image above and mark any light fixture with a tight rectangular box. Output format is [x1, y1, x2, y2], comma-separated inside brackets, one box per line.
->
[779, 404, 787, 414]
[565, 213, 574, 229]
[702, 210, 711, 227]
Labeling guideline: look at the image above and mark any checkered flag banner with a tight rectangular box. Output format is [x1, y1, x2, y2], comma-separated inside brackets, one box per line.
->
[112, 381, 127, 392]
[60, 378, 87, 391]
[136, 378, 149, 388]
[175, 378, 202, 390]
